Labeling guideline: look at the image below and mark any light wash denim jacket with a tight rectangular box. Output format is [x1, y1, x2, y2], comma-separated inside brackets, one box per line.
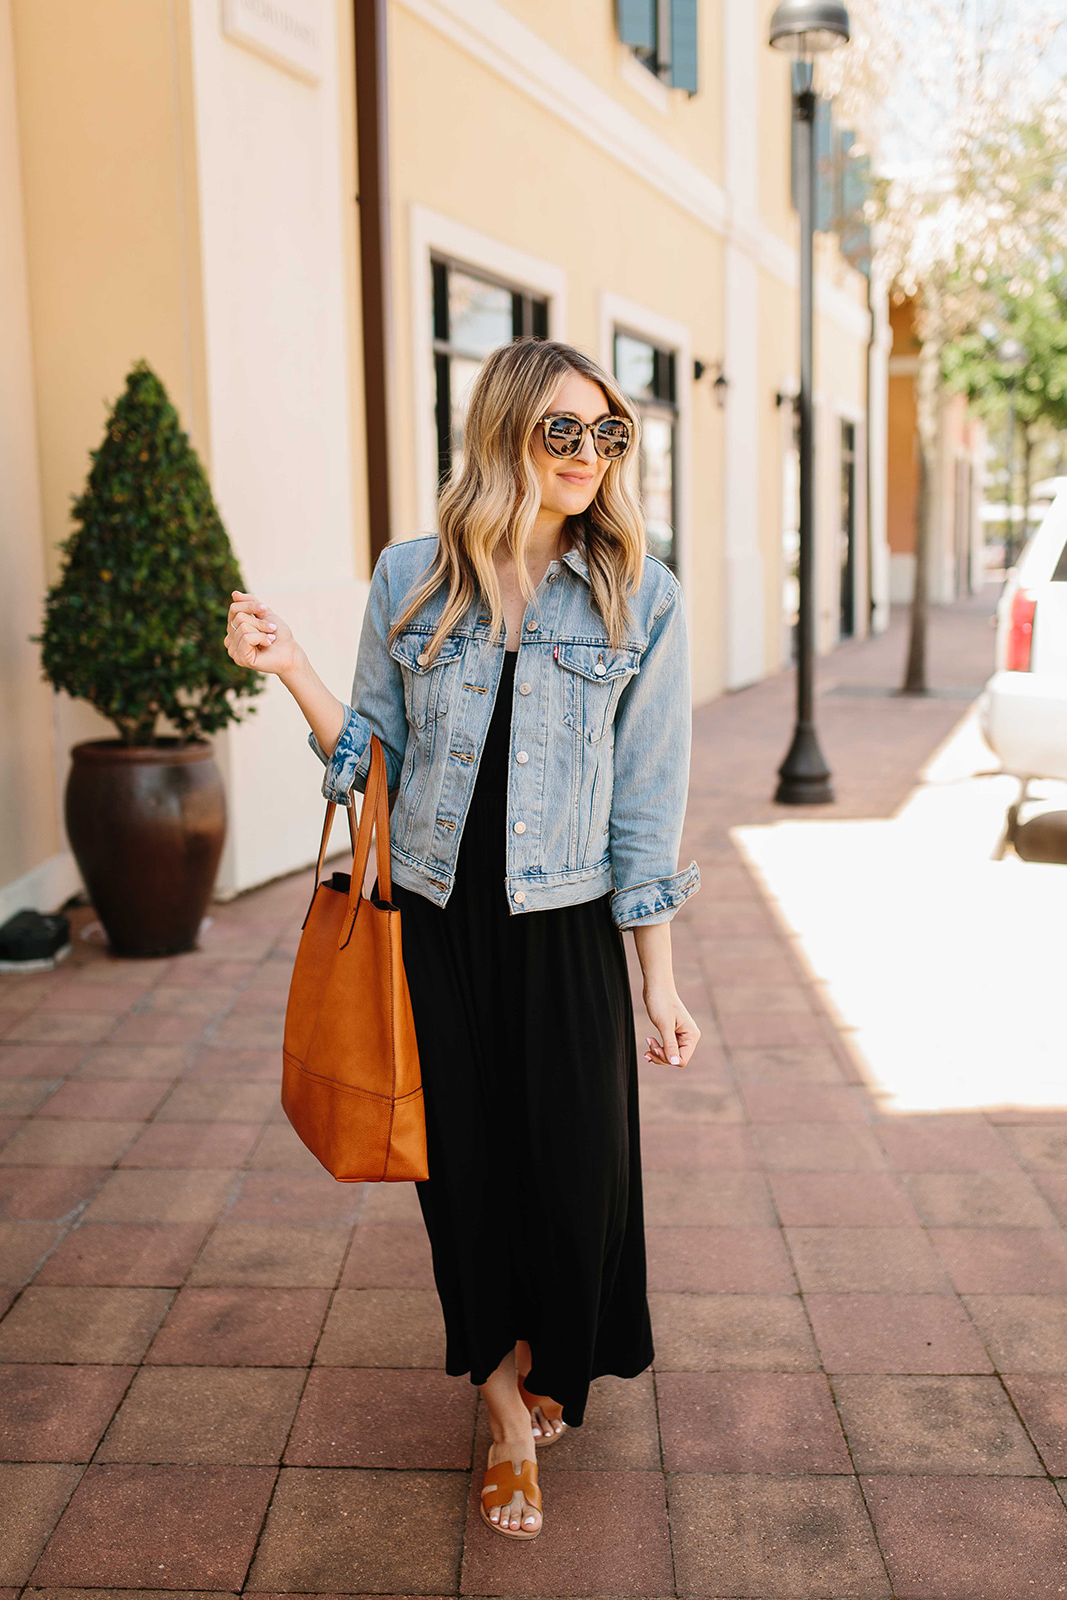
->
[309, 535, 700, 929]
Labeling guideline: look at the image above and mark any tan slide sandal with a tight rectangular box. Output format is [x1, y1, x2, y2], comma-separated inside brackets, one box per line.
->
[479, 1457, 543, 1540]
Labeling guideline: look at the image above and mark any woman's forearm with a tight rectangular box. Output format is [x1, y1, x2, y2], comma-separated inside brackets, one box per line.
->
[279, 646, 347, 759]
[631, 920, 675, 991]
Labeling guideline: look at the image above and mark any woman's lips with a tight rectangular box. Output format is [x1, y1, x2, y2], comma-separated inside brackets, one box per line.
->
[558, 471, 594, 484]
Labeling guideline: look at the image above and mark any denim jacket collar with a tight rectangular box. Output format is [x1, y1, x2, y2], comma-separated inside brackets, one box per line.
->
[558, 544, 590, 584]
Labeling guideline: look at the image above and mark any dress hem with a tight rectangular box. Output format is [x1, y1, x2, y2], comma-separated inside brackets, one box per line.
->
[455, 1344, 657, 1429]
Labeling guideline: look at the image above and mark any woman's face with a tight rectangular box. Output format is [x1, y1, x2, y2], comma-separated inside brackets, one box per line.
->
[529, 371, 615, 520]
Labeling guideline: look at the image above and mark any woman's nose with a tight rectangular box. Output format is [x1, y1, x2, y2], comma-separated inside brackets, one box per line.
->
[575, 431, 598, 464]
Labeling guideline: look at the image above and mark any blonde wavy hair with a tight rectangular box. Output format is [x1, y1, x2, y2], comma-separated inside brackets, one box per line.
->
[387, 338, 646, 660]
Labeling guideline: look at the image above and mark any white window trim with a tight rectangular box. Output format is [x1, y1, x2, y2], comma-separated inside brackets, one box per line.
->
[599, 291, 693, 643]
[408, 204, 567, 532]
[777, 376, 799, 670]
[615, 40, 673, 115]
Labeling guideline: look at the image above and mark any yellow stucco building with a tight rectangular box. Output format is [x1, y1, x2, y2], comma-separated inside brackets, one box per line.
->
[1, 0, 886, 919]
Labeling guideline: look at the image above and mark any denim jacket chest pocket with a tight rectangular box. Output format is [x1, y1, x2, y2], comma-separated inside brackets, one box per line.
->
[387, 629, 465, 729]
[554, 641, 641, 744]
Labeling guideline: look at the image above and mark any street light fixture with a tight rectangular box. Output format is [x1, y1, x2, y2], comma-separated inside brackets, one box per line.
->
[997, 336, 1027, 570]
[768, 0, 850, 806]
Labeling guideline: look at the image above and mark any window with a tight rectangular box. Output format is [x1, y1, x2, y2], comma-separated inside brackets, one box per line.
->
[615, 0, 698, 94]
[790, 81, 872, 276]
[614, 329, 678, 573]
[1050, 532, 1067, 582]
[432, 257, 548, 484]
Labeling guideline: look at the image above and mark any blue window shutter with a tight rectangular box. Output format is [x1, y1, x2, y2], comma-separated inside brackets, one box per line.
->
[670, 0, 699, 93]
[839, 131, 872, 276]
[813, 97, 833, 232]
[616, 0, 655, 48]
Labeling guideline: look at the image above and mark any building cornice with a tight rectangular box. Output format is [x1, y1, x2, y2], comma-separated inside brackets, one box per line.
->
[396, 0, 871, 341]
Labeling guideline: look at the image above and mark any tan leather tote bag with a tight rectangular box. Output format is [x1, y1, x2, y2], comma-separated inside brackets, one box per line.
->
[281, 734, 428, 1182]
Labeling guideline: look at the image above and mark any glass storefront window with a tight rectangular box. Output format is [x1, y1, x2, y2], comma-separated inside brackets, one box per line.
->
[432, 257, 548, 483]
[447, 272, 513, 360]
[613, 328, 678, 573]
[615, 332, 657, 399]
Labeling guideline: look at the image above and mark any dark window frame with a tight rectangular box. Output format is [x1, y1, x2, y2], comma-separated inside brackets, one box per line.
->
[431, 254, 548, 485]
[613, 325, 680, 575]
[839, 418, 857, 639]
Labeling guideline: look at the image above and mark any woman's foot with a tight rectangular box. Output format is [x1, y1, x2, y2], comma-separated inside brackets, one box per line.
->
[515, 1340, 566, 1443]
[479, 1346, 544, 1536]
[519, 1377, 567, 1443]
[481, 1437, 542, 1535]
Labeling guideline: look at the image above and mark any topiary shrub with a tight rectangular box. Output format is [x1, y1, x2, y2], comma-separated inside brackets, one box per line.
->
[33, 360, 264, 746]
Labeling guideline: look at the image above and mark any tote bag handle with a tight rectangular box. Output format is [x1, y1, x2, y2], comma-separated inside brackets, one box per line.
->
[302, 735, 392, 939]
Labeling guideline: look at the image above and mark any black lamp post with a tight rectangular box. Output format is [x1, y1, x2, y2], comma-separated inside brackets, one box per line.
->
[769, 0, 850, 805]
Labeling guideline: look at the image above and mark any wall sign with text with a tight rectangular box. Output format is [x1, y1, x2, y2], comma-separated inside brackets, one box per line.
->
[221, 0, 323, 84]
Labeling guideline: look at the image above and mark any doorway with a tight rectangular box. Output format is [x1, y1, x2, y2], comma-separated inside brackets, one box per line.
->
[840, 419, 857, 639]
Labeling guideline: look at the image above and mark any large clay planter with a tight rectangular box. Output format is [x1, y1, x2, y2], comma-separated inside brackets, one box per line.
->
[65, 740, 226, 958]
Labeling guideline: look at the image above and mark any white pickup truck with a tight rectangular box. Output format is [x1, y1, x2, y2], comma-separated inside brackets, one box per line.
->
[979, 488, 1067, 788]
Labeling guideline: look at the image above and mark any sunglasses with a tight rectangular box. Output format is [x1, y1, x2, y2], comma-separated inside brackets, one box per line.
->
[538, 411, 634, 461]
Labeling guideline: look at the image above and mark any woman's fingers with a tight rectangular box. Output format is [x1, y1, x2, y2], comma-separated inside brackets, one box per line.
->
[644, 1010, 701, 1069]
[674, 1016, 702, 1067]
[228, 617, 273, 649]
[223, 610, 278, 668]
[228, 607, 271, 632]
[227, 591, 275, 629]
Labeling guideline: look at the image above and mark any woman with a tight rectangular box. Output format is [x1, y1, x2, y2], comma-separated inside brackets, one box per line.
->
[225, 337, 701, 1541]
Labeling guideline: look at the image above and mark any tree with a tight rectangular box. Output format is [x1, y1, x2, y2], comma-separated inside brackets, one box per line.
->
[34, 361, 264, 745]
[825, 1, 1067, 691]
[943, 269, 1067, 554]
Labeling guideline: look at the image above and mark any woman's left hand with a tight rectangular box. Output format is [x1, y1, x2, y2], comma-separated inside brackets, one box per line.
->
[643, 985, 700, 1069]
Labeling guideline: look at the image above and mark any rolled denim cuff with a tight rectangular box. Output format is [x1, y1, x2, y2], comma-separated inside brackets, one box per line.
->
[611, 859, 701, 929]
[307, 705, 372, 803]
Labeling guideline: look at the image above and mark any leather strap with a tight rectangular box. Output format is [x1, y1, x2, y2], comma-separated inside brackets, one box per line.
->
[480, 1459, 542, 1513]
[301, 792, 357, 929]
[348, 735, 391, 896]
[338, 735, 391, 947]
[301, 735, 392, 935]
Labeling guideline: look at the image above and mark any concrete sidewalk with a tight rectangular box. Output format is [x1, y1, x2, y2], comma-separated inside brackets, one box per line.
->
[4, 585, 1067, 1598]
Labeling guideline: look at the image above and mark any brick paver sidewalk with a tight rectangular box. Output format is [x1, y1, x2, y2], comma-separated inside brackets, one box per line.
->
[4, 585, 1067, 1597]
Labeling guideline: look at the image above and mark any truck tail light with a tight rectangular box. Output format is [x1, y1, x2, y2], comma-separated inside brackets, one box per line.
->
[1006, 588, 1036, 672]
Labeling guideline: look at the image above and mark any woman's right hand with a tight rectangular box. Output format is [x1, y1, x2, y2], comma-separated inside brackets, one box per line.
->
[225, 591, 301, 677]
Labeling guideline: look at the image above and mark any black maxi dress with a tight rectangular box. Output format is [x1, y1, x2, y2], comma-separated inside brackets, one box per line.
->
[388, 646, 654, 1427]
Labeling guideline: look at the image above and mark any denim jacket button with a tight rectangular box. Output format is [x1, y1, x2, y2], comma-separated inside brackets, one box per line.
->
[515, 750, 529, 764]
[513, 821, 526, 834]
[594, 661, 607, 676]
[525, 619, 539, 631]
[518, 681, 531, 695]
[513, 890, 526, 903]
[417, 651, 429, 665]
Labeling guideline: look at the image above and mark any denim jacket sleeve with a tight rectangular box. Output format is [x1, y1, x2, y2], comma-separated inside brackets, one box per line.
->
[307, 549, 409, 799]
[608, 577, 701, 929]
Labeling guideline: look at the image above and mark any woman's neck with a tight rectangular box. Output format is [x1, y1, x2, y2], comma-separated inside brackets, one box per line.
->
[523, 511, 574, 568]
